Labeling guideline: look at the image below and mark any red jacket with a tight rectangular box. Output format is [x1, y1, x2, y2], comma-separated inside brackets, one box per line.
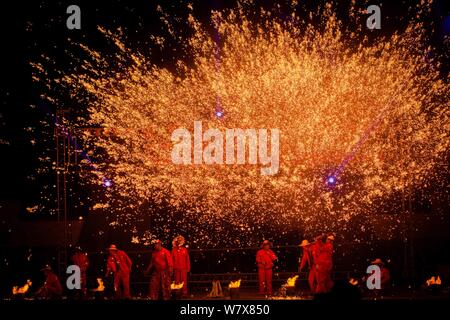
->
[172, 247, 190, 272]
[314, 240, 333, 268]
[151, 248, 173, 272]
[256, 249, 277, 269]
[43, 272, 63, 295]
[107, 250, 132, 274]
[72, 252, 89, 272]
[381, 267, 391, 287]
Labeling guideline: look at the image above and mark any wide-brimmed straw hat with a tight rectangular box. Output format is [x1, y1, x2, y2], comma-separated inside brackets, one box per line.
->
[173, 235, 185, 246]
[261, 240, 271, 248]
[108, 244, 118, 251]
[299, 240, 310, 247]
[41, 264, 52, 272]
[371, 258, 385, 266]
[151, 239, 162, 245]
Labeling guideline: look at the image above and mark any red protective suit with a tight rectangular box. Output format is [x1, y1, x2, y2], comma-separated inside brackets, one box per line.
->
[256, 249, 277, 295]
[71, 252, 89, 296]
[368, 266, 391, 289]
[299, 245, 316, 292]
[148, 247, 173, 300]
[36, 272, 63, 299]
[313, 240, 334, 294]
[107, 250, 132, 299]
[380, 267, 391, 288]
[172, 246, 190, 297]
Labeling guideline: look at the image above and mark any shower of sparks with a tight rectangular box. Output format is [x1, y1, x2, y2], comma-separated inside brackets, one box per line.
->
[33, 1, 449, 247]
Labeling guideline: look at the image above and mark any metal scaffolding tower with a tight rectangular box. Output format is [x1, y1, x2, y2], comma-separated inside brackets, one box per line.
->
[54, 109, 78, 275]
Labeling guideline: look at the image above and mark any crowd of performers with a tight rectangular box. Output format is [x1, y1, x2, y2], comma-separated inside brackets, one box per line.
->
[32, 233, 390, 300]
[257, 233, 337, 296]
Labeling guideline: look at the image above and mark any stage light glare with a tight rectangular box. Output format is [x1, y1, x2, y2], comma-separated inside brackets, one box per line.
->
[326, 176, 337, 186]
[103, 178, 113, 188]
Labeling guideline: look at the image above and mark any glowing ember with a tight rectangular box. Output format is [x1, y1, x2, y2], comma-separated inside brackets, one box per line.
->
[171, 282, 184, 290]
[12, 280, 32, 295]
[228, 280, 241, 289]
[426, 276, 442, 286]
[33, 1, 450, 245]
[285, 275, 299, 288]
[92, 278, 105, 292]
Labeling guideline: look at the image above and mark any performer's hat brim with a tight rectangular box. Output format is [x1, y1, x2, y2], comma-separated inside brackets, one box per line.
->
[173, 235, 185, 246]
[371, 258, 385, 265]
[299, 240, 310, 247]
[108, 244, 118, 251]
[261, 240, 271, 247]
[41, 265, 52, 271]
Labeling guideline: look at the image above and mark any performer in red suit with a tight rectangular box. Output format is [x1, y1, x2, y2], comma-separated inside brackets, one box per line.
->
[256, 240, 277, 296]
[146, 240, 173, 300]
[35, 265, 63, 299]
[299, 239, 316, 293]
[71, 246, 89, 298]
[172, 235, 190, 298]
[370, 258, 391, 289]
[106, 244, 132, 299]
[313, 234, 335, 294]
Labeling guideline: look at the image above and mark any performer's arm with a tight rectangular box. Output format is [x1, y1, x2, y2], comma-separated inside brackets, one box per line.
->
[167, 250, 174, 273]
[270, 250, 278, 261]
[145, 257, 153, 274]
[256, 251, 263, 265]
[299, 253, 308, 271]
[106, 256, 116, 274]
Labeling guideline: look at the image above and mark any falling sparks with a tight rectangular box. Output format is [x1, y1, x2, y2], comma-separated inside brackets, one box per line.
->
[33, 1, 449, 246]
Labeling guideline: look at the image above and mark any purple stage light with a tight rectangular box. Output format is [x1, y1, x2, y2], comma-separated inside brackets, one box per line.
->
[326, 176, 337, 186]
[103, 178, 113, 188]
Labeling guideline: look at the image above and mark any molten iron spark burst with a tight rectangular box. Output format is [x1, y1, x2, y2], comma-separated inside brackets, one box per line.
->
[34, 1, 449, 246]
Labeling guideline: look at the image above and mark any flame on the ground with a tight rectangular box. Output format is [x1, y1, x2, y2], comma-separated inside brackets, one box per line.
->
[286, 275, 299, 287]
[92, 278, 105, 292]
[171, 282, 184, 290]
[12, 280, 32, 295]
[426, 276, 442, 286]
[349, 278, 359, 286]
[229, 280, 241, 289]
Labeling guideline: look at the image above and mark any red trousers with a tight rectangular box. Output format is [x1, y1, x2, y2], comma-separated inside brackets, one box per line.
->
[149, 270, 171, 300]
[114, 272, 131, 299]
[174, 269, 188, 296]
[308, 268, 317, 293]
[258, 268, 273, 295]
[77, 272, 87, 297]
[314, 264, 333, 294]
